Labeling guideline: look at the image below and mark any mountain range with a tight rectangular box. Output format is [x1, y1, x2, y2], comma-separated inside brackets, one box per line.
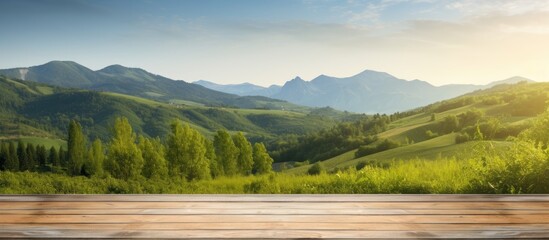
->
[0, 61, 300, 110]
[195, 72, 533, 113]
[0, 61, 534, 114]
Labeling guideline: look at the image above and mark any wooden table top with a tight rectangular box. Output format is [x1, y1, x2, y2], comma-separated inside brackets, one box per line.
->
[0, 194, 547, 239]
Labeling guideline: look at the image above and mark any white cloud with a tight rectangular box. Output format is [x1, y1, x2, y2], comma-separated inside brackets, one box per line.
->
[447, 0, 549, 16]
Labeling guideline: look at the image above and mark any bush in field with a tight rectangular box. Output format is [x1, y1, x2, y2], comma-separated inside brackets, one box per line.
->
[307, 162, 325, 175]
[455, 132, 470, 144]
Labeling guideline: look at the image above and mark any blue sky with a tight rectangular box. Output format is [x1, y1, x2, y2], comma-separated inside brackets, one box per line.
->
[1, 0, 548, 86]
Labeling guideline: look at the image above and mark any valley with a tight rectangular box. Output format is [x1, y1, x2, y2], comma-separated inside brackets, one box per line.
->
[0, 64, 548, 194]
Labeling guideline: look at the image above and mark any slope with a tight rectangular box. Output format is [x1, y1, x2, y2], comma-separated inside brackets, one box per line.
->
[0, 61, 302, 111]
[281, 81, 548, 174]
[0, 76, 341, 144]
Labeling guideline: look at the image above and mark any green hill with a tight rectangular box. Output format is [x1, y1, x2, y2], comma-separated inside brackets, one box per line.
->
[0, 61, 309, 111]
[0, 76, 343, 145]
[281, 81, 547, 174]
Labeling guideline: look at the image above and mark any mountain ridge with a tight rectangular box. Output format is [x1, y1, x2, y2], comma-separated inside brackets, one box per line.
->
[0, 61, 301, 111]
[196, 70, 534, 114]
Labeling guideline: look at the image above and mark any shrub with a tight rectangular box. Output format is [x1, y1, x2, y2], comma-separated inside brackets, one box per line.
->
[455, 133, 471, 144]
[307, 162, 325, 175]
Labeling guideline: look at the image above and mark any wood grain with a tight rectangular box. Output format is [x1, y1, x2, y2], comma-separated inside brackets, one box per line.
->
[0, 194, 547, 239]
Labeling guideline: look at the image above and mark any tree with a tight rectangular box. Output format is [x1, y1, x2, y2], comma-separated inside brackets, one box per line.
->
[84, 139, 104, 176]
[253, 142, 273, 175]
[106, 117, 143, 180]
[213, 129, 238, 176]
[58, 146, 67, 169]
[139, 136, 168, 180]
[25, 143, 36, 171]
[4, 142, 18, 171]
[49, 146, 60, 168]
[308, 162, 325, 175]
[439, 115, 459, 134]
[232, 132, 253, 175]
[205, 139, 221, 178]
[166, 122, 210, 180]
[36, 145, 48, 168]
[17, 141, 28, 171]
[67, 120, 86, 176]
[0, 142, 8, 170]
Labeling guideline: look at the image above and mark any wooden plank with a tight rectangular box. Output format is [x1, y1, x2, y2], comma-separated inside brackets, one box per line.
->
[0, 195, 547, 238]
[1, 223, 548, 231]
[0, 229, 547, 239]
[1, 214, 548, 224]
[0, 194, 547, 202]
[0, 208, 547, 215]
[2, 201, 548, 210]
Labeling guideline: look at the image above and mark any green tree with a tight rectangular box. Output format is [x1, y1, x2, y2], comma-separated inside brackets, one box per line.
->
[26, 143, 37, 171]
[166, 122, 210, 180]
[4, 142, 18, 171]
[0, 142, 8, 170]
[17, 141, 29, 171]
[67, 120, 86, 176]
[253, 142, 273, 175]
[36, 145, 48, 168]
[233, 132, 253, 175]
[106, 117, 143, 180]
[58, 146, 67, 169]
[439, 115, 459, 134]
[139, 136, 168, 180]
[85, 139, 104, 176]
[213, 129, 238, 176]
[49, 146, 60, 168]
[307, 162, 325, 175]
[205, 139, 221, 178]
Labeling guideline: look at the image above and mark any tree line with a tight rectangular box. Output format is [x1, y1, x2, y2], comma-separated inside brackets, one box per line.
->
[0, 117, 273, 180]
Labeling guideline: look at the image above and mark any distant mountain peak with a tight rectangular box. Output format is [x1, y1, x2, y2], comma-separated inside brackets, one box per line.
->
[99, 64, 148, 75]
[486, 76, 535, 88]
[353, 69, 393, 78]
[291, 76, 304, 82]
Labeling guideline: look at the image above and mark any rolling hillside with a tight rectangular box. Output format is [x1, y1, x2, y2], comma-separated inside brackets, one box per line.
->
[282, 81, 548, 174]
[0, 61, 304, 111]
[0, 75, 346, 145]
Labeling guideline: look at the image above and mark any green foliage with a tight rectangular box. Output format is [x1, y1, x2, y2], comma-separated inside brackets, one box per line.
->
[106, 117, 143, 180]
[253, 142, 273, 175]
[355, 139, 400, 158]
[439, 115, 459, 134]
[233, 132, 254, 175]
[214, 129, 238, 176]
[454, 133, 471, 144]
[166, 122, 210, 181]
[307, 162, 325, 175]
[272, 115, 387, 163]
[48, 146, 60, 168]
[425, 130, 438, 139]
[67, 120, 86, 175]
[520, 111, 549, 147]
[469, 140, 549, 193]
[4, 142, 18, 171]
[16, 141, 28, 171]
[139, 136, 168, 180]
[84, 139, 104, 176]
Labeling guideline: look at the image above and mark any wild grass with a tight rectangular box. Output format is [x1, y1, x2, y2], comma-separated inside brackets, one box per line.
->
[2, 139, 546, 194]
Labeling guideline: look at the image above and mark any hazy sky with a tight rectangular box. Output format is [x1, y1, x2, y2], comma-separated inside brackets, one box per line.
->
[1, 0, 548, 86]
